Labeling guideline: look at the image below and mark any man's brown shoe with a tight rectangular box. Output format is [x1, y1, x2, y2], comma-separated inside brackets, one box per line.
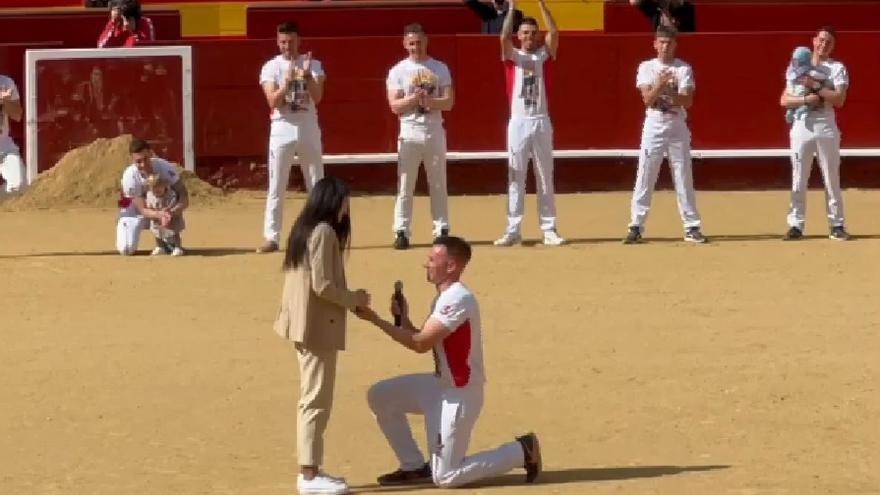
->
[516, 432, 542, 483]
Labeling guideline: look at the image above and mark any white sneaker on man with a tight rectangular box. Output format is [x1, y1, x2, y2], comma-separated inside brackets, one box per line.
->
[150, 247, 166, 256]
[494, 232, 522, 246]
[543, 230, 566, 246]
[171, 247, 185, 256]
[297, 473, 350, 494]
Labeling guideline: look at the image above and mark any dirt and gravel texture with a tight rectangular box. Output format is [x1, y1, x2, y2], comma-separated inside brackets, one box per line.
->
[1, 190, 878, 495]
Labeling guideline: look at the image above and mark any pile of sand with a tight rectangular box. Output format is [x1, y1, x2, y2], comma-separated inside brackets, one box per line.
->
[2, 135, 234, 210]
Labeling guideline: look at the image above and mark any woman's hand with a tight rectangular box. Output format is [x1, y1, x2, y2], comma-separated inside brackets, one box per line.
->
[353, 289, 371, 308]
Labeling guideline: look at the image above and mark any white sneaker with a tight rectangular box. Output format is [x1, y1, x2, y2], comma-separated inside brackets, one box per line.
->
[171, 247, 185, 256]
[543, 230, 566, 246]
[150, 247, 166, 256]
[297, 473, 350, 494]
[494, 232, 522, 246]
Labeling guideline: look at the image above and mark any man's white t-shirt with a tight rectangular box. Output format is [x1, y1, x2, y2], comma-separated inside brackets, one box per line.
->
[0, 75, 21, 155]
[386, 57, 452, 129]
[636, 58, 695, 122]
[785, 58, 848, 124]
[430, 282, 486, 389]
[259, 54, 325, 124]
[504, 47, 553, 119]
[119, 158, 180, 218]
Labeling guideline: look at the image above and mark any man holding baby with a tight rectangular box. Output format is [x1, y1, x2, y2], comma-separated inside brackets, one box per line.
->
[116, 138, 189, 256]
[779, 26, 850, 241]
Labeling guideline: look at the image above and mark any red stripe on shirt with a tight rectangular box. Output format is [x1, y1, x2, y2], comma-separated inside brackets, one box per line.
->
[443, 319, 472, 387]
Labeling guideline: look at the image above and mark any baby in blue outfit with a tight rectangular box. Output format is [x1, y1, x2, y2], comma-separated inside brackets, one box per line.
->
[785, 46, 828, 123]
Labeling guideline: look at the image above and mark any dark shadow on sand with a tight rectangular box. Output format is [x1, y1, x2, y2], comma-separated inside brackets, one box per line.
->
[349, 464, 731, 492]
[0, 247, 255, 259]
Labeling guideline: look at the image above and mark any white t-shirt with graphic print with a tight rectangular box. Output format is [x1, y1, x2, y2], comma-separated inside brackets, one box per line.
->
[386, 57, 452, 128]
[259, 54, 325, 124]
[636, 58, 695, 122]
[504, 47, 553, 119]
[430, 282, 486, 389]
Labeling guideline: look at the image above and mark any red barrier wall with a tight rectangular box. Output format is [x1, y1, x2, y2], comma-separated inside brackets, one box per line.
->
[605, 1, 880, 33]
[144, 31, 879, 191]
[0, 10, 181, 47]
[0, 0, 79, 7]
[246, 2, 481, 38]
[168, 32, 880, 158]
[0, 0, 299, 6]
[15, 31, 879, 192]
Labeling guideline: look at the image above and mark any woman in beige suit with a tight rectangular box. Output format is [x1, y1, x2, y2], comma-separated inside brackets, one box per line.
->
[274, 176, 370, 495]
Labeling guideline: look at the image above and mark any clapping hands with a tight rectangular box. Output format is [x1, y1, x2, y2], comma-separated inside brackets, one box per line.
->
[656, 68, 675, 87]
[408, 87, 428, 110]
[286, 52, 314, 83]
[353, 289, 371, 308]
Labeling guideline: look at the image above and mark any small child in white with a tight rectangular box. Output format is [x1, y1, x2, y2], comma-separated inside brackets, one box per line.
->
[146, 174, 186, 256]
[785, 46, 828, 123]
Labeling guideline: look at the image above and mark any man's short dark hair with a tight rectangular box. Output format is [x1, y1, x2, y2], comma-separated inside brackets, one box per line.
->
[403, 23, 425, 36]
[119, 0, 141, 21]
[656, 25, 678, 39]
[129, 138, 151, 154]
[277, 21, 299, 35]
[519, 17, 538, 29]
[434, 236, 472, 265]
[817, 25, 837, 38]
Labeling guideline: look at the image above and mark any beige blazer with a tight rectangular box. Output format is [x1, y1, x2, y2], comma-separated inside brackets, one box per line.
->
[274, 222, 357, 351]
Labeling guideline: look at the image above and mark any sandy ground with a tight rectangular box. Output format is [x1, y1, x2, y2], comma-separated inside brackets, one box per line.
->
[1, 190, 878, 495]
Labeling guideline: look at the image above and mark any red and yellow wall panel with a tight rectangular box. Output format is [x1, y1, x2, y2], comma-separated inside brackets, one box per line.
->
[0, 0, 603, 37]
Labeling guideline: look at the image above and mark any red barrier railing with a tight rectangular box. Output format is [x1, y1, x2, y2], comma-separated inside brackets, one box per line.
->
[10, 31, 880, 191]
[246, 1, 481, 38]
[0, 9, 181, 47]
[605, 1, 880, 33]
[160, 32, 880, 163]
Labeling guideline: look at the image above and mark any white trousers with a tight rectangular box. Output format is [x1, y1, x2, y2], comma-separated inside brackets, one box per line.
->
[787, 117, 844, 229]
[393, 124, 449, 237]
[263, 120, 324, 244]
[367, 374, 523, 488]
[629, 117, 701, 231]
[505, 117, 557, 235]
[0, 150, 26, 194]
[116, 216, 146, 256]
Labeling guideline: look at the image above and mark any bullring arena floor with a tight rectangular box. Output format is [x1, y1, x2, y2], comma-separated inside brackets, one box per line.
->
[1, 190, 878, 495]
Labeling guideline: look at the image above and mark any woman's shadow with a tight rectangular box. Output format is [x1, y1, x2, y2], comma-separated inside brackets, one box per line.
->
[352, 464, 730, 492]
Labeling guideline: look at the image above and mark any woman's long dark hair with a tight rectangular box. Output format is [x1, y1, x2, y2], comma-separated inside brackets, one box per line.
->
[283, 176, 351, 270]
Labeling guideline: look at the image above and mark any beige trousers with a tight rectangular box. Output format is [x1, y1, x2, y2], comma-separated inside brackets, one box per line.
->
[295, 343, 338, 467]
